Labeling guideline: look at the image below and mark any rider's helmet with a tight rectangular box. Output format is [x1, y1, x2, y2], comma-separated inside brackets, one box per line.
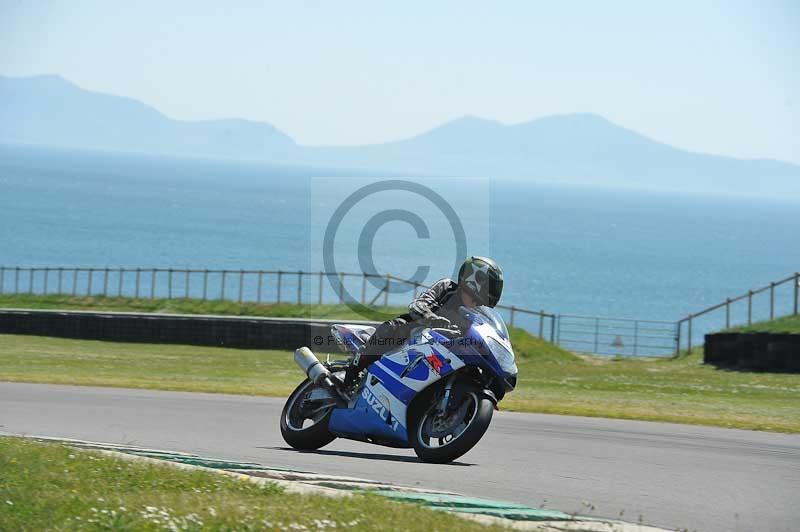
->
[457, 256, 503, 307]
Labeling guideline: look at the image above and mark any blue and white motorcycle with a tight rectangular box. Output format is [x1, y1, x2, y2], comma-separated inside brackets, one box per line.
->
[280, 306, 518, 463]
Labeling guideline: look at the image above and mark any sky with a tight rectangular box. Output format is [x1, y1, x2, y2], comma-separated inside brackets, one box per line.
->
[1, 1, 798, 163]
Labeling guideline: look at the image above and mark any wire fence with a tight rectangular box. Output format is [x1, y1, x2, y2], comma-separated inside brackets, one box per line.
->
[0, 266, 797, 357]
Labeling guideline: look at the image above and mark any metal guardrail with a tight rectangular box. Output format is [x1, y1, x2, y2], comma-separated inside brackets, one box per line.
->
[0, 266, 797, 357]
[677, 272, 800, 353]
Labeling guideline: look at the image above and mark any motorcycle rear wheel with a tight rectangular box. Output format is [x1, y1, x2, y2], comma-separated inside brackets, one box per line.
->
[411, 390, 493, 463]
[280, 379, 337, 450]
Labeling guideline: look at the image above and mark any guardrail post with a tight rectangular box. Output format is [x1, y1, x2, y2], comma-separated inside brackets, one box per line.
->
[687, 315, 693, 353]
[102, 268, 109, 296]
[361, 274, 367, 305]
[135, 268, 141, 298]
[539, 310, 545, 338]
[277, 271, 282, 303]
[150, 269, 157, 299]
[72, 268, 78, 296]
[769, 282, 775, 320]
[593, 317, 600, 353]
[383, 274, 390, 307]
[184, 270, 190, 298]
[221, 270, 228, 301]
[747, 290, 753, 325]
[725, 298, 731, 329]
[256, 271, 262, 303]
[795, 272, 799, 316]
[297, 271, 303, 304]
[43, 268, 49, 294]
[203, 270, 209, 301]
[318, 272, 323, 305]
[118, 268, 124, 296]
[238, 269, 244, 303]
[87, 268, 93, 295]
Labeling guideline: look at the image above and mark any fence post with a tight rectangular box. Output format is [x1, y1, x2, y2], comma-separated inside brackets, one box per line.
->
[14, 267, 20, 294]
[555, 315, 561, 344]
[43, 268, 49, 294]
[28, 268, 34, 294]
[633, 321, 639, 356]
[118, 268, 124, 297]
[221, 270, 227, 301]
[769, 282, 775, 320]
[509, 306, 516, 327]
[185, 270, 190, 298]
[747, 290, 753, 325]
[675, 320, 682, 356]
[238, 269, 244, 303]
[277, 271, 283, 303]
[102, 268, 109, 296]
[383, 274, 390, 307]
[72, 268, 78, 296]
[135, 268, 141, 298]
[168, 269, 173, 299]
[318, 272, 323, 305]
[297, 271, 303, 304]
[57, 267, 63, 294]
[202, 270, 208, 301]
[87, 268, 93, 295]
[539, 310, 545, 338]
[0, 266, 4, 294]
[256, 271, 262, 303]
[687, 315, 693, 353]
[550, 315, 556, 342]
[361, 274, 367, 305]
[150, 269, 157, 299]
[725, 298, 731, 329]
[593, 317, 599, 353]
[795, 272, 799, 316]
[338, 273, 344, 304]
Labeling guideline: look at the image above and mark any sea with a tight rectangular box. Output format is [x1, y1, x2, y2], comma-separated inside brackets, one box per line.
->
[1, 143, 798, 346]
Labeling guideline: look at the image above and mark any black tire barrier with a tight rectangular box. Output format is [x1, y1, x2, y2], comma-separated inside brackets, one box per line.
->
[0, 309, 376, 351]
[704, 332, 800, 372]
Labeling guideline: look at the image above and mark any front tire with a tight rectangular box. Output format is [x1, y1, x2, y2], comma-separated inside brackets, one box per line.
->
[411, 390, 493, 463]
[280, 379, 337, 450]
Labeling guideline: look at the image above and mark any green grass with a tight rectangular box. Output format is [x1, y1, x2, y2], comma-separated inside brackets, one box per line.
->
[0, 294, 405, 321]
[728, 314, 800, 333]
[1, 330, 798, 433]
[0, 437, 501, 531]
[1, 294, 798, 433]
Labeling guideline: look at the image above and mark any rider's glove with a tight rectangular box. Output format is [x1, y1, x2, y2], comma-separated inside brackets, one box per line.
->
[426, 314, 451, 329]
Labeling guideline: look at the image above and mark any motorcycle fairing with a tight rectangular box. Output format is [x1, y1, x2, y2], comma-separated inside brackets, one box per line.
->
[327, 338, 465, 446]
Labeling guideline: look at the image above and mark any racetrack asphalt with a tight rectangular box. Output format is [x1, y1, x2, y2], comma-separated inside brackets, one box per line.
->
[1, 381, 798, 532]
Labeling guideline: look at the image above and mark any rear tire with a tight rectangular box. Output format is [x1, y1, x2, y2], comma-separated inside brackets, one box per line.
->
[411, 390, 493, 463]
[280, 379, 337, 450]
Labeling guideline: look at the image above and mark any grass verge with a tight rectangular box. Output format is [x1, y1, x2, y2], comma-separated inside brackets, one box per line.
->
[728, 314, 800, 333]
[0, 437, 500, 531]
[0, 294, 404, 321]
[1, 329, 798, 433]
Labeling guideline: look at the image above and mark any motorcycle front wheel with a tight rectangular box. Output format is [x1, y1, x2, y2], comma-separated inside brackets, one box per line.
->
[280, 379, 337, 450]
[411, 390, 493, 463]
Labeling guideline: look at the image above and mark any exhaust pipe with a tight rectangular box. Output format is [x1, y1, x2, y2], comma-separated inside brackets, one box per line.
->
[294, 347, 334, 388]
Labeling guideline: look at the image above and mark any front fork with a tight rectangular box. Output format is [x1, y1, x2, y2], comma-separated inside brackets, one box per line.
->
[437, 374, 456, 415]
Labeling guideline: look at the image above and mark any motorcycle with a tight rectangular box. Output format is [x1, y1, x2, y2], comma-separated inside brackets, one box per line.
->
[280, 305, 518, 463]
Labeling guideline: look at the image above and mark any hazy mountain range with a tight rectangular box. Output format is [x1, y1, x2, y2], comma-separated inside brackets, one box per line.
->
[2, 74, 799, 195]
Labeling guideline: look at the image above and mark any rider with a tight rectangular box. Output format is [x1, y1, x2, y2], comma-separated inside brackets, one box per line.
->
[342, 256, 504, 388]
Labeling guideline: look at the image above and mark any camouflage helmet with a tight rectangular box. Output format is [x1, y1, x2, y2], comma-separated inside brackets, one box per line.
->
[457, 256, 503, 307]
